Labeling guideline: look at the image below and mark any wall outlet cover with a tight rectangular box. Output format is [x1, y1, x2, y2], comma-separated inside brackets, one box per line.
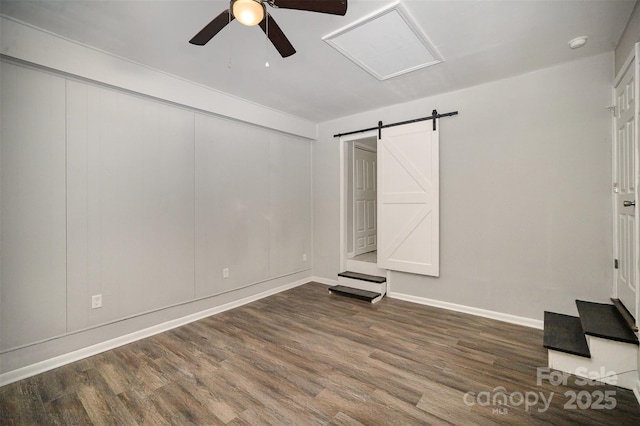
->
[91, 294, 102, 309]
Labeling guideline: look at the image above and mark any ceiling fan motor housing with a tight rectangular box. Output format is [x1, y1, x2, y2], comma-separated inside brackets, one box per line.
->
[190, 0, 348, 57]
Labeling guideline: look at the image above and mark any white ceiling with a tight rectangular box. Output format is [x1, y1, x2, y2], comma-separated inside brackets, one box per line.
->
[0, 0, 636, 123]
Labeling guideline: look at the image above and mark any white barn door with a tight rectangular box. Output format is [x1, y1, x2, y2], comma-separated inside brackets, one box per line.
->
[378, 120, 439, 276]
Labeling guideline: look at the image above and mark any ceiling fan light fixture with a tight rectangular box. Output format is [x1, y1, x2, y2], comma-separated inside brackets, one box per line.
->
[232, 0, 264, 26]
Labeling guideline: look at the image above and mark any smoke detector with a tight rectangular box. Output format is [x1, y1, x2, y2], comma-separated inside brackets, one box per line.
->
[568, 36, 588, 49]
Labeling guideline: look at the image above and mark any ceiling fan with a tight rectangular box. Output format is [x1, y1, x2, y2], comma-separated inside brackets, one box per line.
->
[189, 0, 348, 58]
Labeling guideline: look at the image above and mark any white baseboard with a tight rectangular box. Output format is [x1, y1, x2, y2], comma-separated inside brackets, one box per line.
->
[388, 291, 544, 329]
[0, 277, 310, 387]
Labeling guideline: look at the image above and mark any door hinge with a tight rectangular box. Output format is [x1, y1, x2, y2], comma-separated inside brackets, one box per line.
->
[614, 259, 619, 269]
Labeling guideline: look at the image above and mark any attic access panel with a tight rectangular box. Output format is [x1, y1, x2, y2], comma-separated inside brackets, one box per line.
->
[323, 1, 443, 81]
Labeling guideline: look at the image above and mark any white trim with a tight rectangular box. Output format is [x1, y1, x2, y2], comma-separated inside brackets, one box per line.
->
[1, 268, 311, 354]
[612, 79, 619, 300]
[340, 137, 346, 273]
[0, 278, 310, 387]
[388, 291, 544, 329]
[350, 141, 356, 258]
[635, 42, 640, 331]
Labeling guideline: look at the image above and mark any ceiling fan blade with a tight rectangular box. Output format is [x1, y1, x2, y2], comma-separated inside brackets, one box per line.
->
[271, 0, 347, 15]
[259, 13, 296, 58]
[189, 9, 234, 45]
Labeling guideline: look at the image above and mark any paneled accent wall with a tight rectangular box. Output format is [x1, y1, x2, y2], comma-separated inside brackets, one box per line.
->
[194, 115, 271, 297]
[267, 131, 313, 277]
[0, 60, 312, 358]
[194, 114, 312, 297]
[0, 62, 67, 351]
[66, 82, 196, 331]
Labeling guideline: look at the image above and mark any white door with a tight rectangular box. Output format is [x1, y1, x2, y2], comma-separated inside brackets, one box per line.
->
[378, 120, 439, 276]
[354, 147, 377, 255]
[614, 47, 639, 320]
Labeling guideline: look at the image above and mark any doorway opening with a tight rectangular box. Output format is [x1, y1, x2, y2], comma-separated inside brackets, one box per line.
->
[351, 139, 377, 259]
[340, 131, 382, 274]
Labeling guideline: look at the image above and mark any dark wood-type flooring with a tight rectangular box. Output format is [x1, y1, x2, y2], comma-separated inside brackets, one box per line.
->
[2, 282, 639, 424]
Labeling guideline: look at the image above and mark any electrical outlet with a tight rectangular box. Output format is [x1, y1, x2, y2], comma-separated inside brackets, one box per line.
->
[302, 253, 307, 262]
[91, 294, 102, 309]
[223, 268, 229, 278]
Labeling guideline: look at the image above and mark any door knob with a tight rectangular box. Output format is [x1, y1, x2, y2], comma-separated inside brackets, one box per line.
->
[624, 200, 635, 207]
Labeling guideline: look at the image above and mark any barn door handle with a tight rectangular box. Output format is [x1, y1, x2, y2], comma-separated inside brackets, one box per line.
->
[624, 200, 635, 207]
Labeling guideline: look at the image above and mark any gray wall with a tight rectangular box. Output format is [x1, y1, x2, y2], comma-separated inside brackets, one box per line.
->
[1, 60, 312, 372]
[0, 63, 67, 350]
[314, 53, 614, 320]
